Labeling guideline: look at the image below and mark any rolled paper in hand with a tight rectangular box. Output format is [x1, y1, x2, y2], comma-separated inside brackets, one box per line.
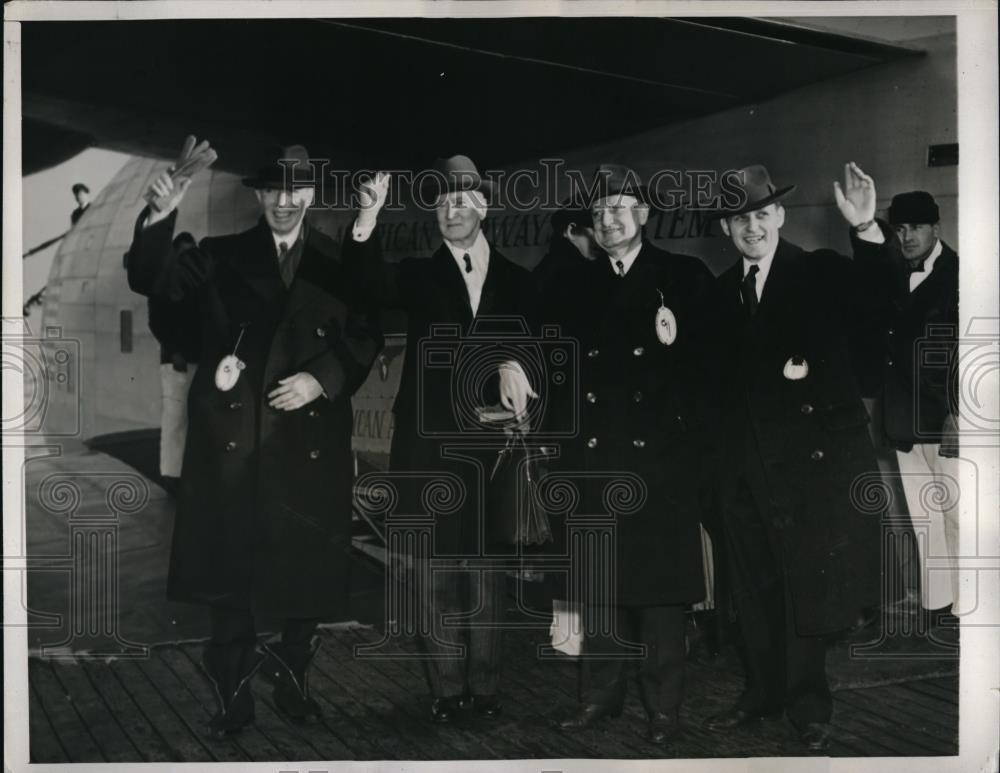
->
[144, 135, 218, 212]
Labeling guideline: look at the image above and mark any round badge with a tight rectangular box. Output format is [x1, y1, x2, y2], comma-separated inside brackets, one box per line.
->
[214, 354, 246, 392]
[655, 306, 677, 345]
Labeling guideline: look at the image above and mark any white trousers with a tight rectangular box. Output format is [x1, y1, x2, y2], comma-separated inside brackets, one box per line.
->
[159, 364, 196, 478]
[896, 443, 960, 610]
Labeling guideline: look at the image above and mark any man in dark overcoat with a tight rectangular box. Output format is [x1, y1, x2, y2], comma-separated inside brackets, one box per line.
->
[835, 165, 963, 619]
[347, 157, 540, 724]
[126, 144, 382, 736]
[548, 164, 716, 745]
[704, 164, 883, 751]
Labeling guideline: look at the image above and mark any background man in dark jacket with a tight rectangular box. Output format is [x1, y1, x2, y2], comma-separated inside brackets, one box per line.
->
[126, 143, 382, 737]
[549, 164, 716, 746]
[836, 166, 962, 620]
[348, 157, 540, 724]
[705, 165, 884, 751]
[533, 203, 602, 295]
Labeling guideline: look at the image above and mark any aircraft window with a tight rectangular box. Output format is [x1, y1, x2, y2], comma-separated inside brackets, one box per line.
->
[120, 310, 133, 353]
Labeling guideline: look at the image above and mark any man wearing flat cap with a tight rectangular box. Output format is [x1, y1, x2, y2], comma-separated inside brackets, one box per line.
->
[835, 165, 962, 623]
[126, 143, 382, 737]
[347, 156, 540, 724]
[704, 164, 884, 751]
[547, 163, 716, 745]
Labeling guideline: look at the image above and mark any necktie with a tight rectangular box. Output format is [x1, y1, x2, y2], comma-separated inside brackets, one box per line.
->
[906, 258, 927, 274]
[278, 241, 302, 287]
[615, 259, 625, 277]
[741, 264, 760, 316]
[463, 253, 473, 274]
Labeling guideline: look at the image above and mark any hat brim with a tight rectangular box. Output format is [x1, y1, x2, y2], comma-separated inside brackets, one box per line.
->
[710, 184, 796, 219]
[417, 179, 497, 205]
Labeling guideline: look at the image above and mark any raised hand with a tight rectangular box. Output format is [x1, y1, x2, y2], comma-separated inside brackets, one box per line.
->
[145, 171, 192, 225]
[833, 162, 877, 226]
[356, 171, 391, 227]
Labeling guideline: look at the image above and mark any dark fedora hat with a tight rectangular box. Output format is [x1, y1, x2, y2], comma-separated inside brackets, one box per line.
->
[712, 164, 795, 218]
[419, 154, 496, 203]
[242, 144, 319, 190]
[579, 163, 650, 207]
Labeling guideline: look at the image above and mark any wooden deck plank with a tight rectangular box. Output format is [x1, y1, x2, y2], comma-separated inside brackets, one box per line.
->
[110, 658, 216, 762]
[344, 627, 558, 760]
[275, 639, 403, 760]
[176, 642, 347, 762]
[79, 658, 176, 762]
[831, 704, 948, 756]
[133, 649, 247, 762]
[893, 681, 960, 717]
[28, 626, 962, 762]
[837, 684, 959, 742]
[905, 676, 960, 703]
[29, 677, 70, 763]
[49, 660, 142, 762]
[29, 659, 104, 762]
[157, 645, 283, 761]
[312, 631, 450, 759]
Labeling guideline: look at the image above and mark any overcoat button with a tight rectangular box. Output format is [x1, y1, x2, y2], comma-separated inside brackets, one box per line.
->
[811, 449, 825, 461]
[309, 449, 321, 459]
[224, 441, 237, 452]
[888, 328, 895, 336]
[633, 346, 645, 357]
[229, 401, 243, 410]
[633, 391, 643, 402]
[586, 437, 598, 449]
[633, 439, 646, 449]
[315, 327, 327, 338]
[886, 358, 894, 366]
[800, 403, 814, 415]
[587, 349, 600, 358]
[308, 409, 320, 418]
[586, 392, 597, 403]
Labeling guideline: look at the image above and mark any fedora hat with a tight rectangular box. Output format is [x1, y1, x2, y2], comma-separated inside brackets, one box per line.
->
[419, 154, 496, 203]
[578, 163, 650, 207]
[712, 165, 795, 218]
[242, 144, 318, 190]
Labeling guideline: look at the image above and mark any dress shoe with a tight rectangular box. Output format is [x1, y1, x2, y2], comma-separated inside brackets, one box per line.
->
[647, 711, 680, 745]
[471, 694, 503, 718]
[201, 644, 265, 739]
[558, 702, 623, 730]
[704, 705, 782, 730]
[431, 696, 462, 724]
[800, 721, 833, 751]
[261, 638, 322, 722]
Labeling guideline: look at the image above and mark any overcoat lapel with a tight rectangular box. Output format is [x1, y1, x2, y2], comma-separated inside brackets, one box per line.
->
[282, 231, 337, 319]
[231, 218, 286, 307]
[431, 243, 474, 324]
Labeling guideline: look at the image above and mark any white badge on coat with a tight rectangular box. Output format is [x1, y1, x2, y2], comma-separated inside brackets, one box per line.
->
[655, 289, 677, 345]
[783, 356, 809, 380]
[215, 324, 248, 392]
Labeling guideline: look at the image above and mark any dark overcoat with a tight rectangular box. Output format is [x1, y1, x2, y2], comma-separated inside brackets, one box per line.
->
[851, 224, 959, 449]
[545, 241, 716, 607]
[348, 238, 540, 557]
[714, 238, 883, 636]
[126, 210, 382, 617]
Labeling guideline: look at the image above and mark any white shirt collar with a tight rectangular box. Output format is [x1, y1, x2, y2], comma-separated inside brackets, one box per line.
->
[607, 239, 644, 276]
[444, 229, 490, 270]
[910, 239, 943, 290]
[271, 219, 305, 252]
